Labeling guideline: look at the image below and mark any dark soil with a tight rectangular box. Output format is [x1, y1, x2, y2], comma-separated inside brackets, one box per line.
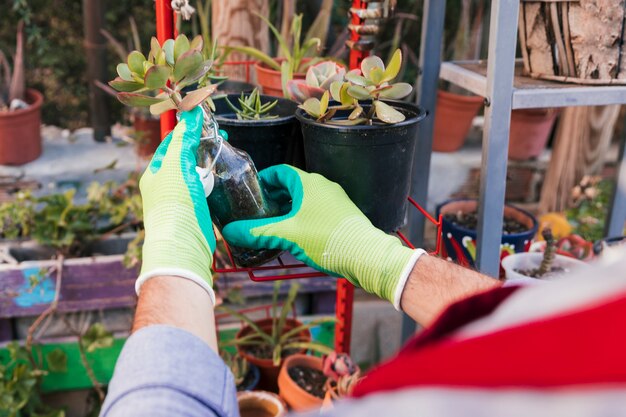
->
[288, 366, 327, 399]
[515, 266, 565, 278]
[237, 368, 257, 391]
[244, 344, 300, 360]
[444, 211, 529, 234]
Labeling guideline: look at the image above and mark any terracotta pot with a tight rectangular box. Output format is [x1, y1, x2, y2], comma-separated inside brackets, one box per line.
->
[278, 354, 324, 411]
[255, 61, 306, 97]
[508, 109, 558, 161]
[133, 115, 162, 158]
[236, 318, 311, 393]
[0, 89, 43, 165]
[237, 390, 287, 417]
[432, 90, 483, 152]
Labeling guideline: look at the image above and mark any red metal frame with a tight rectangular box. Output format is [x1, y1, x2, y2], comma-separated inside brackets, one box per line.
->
[349, 0, 369, 70]
[156, 0, 176, 138]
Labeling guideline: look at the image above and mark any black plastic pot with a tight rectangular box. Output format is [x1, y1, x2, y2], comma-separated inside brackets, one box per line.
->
[217, 80, 255, 94]
[296, 101, 427, 232]
[213, 94, 303, 171]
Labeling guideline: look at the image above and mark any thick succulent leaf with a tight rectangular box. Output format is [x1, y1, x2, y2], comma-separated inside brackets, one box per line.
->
[127, 51, 146, 75]
[174, 34, 190, 61]
[116, 63, 133, 81]
[156, 49, 166, 66]
[320, 72, 345, 90]
[383, 49, 402, 82]
[109, 77, 144, 92]
[143, 61, 154, 75]
[369, 67, 384, 85]
[349, 106, 363, 120]
[149, 37, 161, 62]
[179, 85, 217, 111]
[319, 91, 329, 115]
[347, 85, 372, 100]
[374, 100, 406, 124]
[306, 67, 320, 87]
[117, 92, 165, 107]
[281, 60, 292, 98]
[361, 55, 384, 78]
[339, 82, 353, 106]
[174, 50, 203, 82]
[189, 35, 203, 52]
[149, 98, 177, 115]
[345, 71, 371, 86]
[326, 117, 368, 126]
[300, 98, 321, 119]
[379, 82, 413, 99]
[329, 81, 343, 102]
[178, 60, 213, 88]
[144, 65, 171, 90]
[163, 39, 175, 65]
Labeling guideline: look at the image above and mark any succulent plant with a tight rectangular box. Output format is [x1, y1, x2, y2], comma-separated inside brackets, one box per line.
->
[225, 88, 278, 120]
[286, 61, 346, 103]
[221, 351, 251, 388]
[0, 21, 26, 111]
[299, 49, 413, 125]
[109, 34, 217, 115]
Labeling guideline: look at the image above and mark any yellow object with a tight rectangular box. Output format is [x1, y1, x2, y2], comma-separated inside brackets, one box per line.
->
[538, 212, 572, 240]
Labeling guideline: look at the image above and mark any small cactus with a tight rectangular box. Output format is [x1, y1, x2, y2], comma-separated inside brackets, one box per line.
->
[537, 227, 556, 277]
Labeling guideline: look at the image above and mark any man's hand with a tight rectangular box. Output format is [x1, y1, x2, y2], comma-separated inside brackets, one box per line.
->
[222, 165, 425, 309]
[136, 107, 216, 304]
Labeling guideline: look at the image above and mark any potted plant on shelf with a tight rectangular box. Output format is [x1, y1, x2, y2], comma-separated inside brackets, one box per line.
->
[0, 21, 43, 165]
[228, 13, 323, 97]
[508, 108, 559, 161]
[221, 350, 260, 391]
[294, 49, 427, 232]
[437, 198, 538, 271]
[213, 88, 301, 170]
[502, 228, 588, 280]
[218, 282, 335, 392]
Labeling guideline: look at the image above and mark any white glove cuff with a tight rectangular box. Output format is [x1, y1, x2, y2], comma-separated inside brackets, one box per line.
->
[136, 268, 216, 306]
[393, 249, 427, 311]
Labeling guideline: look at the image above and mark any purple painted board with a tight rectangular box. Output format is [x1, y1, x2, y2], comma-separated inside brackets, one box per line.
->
[0, 319, 12, 342]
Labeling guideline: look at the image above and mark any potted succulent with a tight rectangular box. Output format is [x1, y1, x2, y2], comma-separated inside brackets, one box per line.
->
[508, 108, 559, 160]
[218, 283, 335, 392]
[228, 14, 323, 97]
[221, 351, 260, 391]
[437, 198, 538, 271]
[293, 50, 427, 232]
[0, 21, 43, 165]
[502, 228, 588, 280]
[214, 88, 302, 170]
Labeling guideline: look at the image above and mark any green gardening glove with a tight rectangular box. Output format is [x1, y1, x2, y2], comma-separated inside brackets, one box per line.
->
[222, 165, 426, 309]
[136, 107, 217, 304]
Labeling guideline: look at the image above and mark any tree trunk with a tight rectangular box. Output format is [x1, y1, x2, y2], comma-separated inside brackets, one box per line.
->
[212, 0, 270, 81]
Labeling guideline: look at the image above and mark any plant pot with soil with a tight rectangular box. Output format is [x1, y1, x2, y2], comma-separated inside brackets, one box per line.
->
[214, 89, 302, 170]
[222, 351, 261, 391]
[132, 111, 162, 158]
[0, 22, 43, 165]
[237, 391, 287, 417]
[219, 283, 335, 392]
[293, 50, 426, 232]
[278, 354, 325, 411]
[508, 108, 558, 161]
[437, 199, 538, 270]
[432, 89, 483, 152]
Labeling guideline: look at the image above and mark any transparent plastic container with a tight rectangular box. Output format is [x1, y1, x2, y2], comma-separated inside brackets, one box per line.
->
[196, 104, 282, 267]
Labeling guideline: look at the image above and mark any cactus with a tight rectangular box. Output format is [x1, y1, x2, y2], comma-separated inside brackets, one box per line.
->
[537, 227, 556, 277]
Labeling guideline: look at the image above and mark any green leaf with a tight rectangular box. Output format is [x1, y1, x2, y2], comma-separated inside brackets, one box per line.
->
[149, 98, 177, 115]
[383, 49, 402, 82]
[228, 46, 280, 70]
[178, 60, 214, 88]
[347, 85, 372, 100]
[179, 85, 217, 111]
[283, 341, 335, 356]
[345, 71, 371, 87]
[319, 91, 329, 115]
[361, 55, 384, 78]
[163, 39, 175, 65]
[379, 82, 413, 100]
[216, 305, 274, 345]
[300, 98, 321, 119]
[281, 60, 292, 98]
[149, 37, 161, 62]
[174, 34, 190, 61]
[272, 344, 282, 366]
[127, 51, 146, 75]
[349, 106, 363, 120]
[327, 118, 368, 126]
[330, 81, 343, 102]
[279, 317, 337, 343]
[189, 34, 204, 52]
[276, 283, 301, 340]
[116, 63, 133, 81]
[46, 348, 67, 373]
[117, 92, 164, 107]
[144, 65, 171, 90]
[369, 67, 384, 85]
[374, 100, 406, 124]
[255, 12, 291, 61]
[109, 77, 144, 92]
[80, 323, 113, 353]
[174, 50, 203, 82]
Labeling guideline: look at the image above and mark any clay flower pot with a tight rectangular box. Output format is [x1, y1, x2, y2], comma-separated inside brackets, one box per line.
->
[255, 61, 306, 97]
[278, 354, 324, 411]
[0, 89, 43, 165]
[432, 89, 483, 152]
[508, 109, 558, 161]
[236, 318, 311, 393]
[237, 390, 287, 417]
[132, 114, 162, 158]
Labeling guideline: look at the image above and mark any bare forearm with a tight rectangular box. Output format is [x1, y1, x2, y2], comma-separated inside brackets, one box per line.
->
[133, 276, 218, 351]
[400, 255, 501, 326]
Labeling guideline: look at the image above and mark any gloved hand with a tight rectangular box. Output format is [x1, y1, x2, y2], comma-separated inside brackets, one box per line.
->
[222, 165, 426, 309]
[136, 107, 216, 305]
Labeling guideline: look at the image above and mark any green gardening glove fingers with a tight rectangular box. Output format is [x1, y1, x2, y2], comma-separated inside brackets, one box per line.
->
[136, 107, 216, 304]
[222, 165, 425, 309]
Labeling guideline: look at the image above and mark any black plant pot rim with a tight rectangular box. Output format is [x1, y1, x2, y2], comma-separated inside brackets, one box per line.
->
[295, 100, 427, 132]
[436, 198, 539, 239]
[214, 94, 298, 127]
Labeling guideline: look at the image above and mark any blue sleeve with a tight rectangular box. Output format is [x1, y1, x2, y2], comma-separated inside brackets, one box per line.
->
[100, 325, 239, 417]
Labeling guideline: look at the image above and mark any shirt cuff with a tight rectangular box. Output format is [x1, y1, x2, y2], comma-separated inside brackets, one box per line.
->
[101, 325, 238, 417]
